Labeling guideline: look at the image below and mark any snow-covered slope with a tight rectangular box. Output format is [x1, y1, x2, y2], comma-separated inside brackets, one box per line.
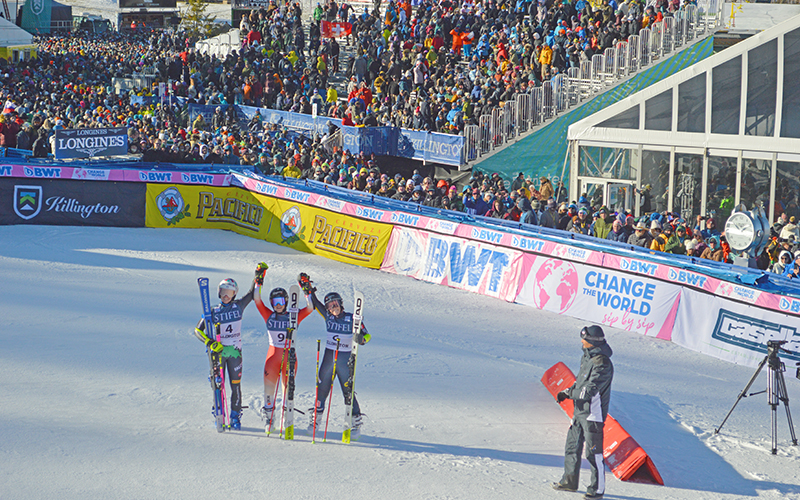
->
[1, 225, 799, 499]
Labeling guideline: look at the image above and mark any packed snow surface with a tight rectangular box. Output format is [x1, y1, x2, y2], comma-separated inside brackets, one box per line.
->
[2, 225, 800, 499]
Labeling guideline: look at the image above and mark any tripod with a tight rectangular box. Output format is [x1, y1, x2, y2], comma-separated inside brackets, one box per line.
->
[715, 341, 798, 455]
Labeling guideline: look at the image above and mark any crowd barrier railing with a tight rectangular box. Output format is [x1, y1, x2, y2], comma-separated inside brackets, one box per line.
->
[466, 0, 722, 163]
[2, 165, 797, 370]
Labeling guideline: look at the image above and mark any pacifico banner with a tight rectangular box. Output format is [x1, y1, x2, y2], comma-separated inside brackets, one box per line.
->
[515, 254, 682, 338]
[146, 184, 268, 238]
[257, 195, 392, 269]
[380, 226, 525, 302]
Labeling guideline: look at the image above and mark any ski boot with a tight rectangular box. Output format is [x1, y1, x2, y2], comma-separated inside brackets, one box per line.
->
[307, 406, 324, 433]
[351, 414, 363, 440]
[230, 411, 241, 430]
[261, 405, 275, 427]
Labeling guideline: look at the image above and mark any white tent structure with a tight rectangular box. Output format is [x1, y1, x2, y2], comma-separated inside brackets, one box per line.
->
[0, 17, 35, 62]
[566, 14, 800, 227]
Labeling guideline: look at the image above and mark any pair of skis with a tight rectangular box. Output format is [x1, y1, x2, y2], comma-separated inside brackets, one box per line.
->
[342, 291, 364, 444]
[198, 277, 226, 433]
[311, 290, 364, 443]
[265, 284, 302, 439]
[282, 285, 301, 440]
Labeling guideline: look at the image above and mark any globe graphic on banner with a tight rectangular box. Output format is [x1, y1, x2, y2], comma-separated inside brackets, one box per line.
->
[532, 259, 579, 313]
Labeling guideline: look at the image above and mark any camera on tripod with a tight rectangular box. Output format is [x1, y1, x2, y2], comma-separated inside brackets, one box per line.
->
[766, 340, 800, 380]
[717, 339, 799, 454]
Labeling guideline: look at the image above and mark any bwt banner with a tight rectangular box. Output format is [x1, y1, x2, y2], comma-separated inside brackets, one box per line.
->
[257, 195, 393, 269]
[380, 226, 524, 301]
[54, 127, 128, 159]
[515, 255, 682, 338]
[145, 184, 268, 238]
[0, 178, 145, 227]
[672, 287, 800, 368]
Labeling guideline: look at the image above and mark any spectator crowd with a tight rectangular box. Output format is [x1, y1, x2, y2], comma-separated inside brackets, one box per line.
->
[2, 0, 796, 278]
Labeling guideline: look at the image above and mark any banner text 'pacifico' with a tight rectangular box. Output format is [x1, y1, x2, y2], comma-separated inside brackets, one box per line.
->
[196, 191, 264, 231]
[307, 215, 378, 261]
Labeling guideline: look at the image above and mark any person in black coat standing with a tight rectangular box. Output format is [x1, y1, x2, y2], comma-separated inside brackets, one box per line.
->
[553, 325, 614, 500]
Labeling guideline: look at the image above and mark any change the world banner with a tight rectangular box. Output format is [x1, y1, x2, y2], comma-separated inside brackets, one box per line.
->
[54, 127, 128, 160]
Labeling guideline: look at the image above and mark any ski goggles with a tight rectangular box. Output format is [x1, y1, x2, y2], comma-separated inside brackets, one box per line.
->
[271, 296, 287, 307]
[219, 289, 236, 300]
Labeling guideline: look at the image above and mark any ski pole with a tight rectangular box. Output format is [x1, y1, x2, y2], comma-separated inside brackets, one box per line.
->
[268, 333, 290, 436]
[215, 323, 228, 429]
[323, 340, 340, 443]
[279, 332, 292, 438]
[312, 339, 321, 444]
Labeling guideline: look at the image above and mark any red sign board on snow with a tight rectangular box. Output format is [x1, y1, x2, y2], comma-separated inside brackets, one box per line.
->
[541, 362, 664, 485]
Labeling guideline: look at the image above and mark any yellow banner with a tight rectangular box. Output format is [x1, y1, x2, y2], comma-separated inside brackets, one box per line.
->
[146, 184, 268, 238]
[254, 195, 392, 269]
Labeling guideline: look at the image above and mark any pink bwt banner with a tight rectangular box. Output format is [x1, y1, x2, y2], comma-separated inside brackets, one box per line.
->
[380, 226, 525, 302]
[0, 164, 232, 186]
[515, 255, 682, 338]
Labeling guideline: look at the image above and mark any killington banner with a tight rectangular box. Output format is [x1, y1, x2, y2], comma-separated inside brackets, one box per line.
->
[54, 127, 128, 159]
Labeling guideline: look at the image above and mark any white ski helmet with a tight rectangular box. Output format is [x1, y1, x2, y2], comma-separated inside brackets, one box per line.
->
[219, 278, 238, 299]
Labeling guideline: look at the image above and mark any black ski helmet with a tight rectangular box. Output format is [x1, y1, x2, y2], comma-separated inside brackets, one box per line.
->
[324, 292, 343, 310]
[270, 287, 288, 307]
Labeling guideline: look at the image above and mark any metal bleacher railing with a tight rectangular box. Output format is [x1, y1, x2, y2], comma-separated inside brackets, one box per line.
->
[463, 1, 724, 165]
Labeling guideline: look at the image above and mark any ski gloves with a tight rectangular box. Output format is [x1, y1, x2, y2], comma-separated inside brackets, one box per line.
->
[255, 262, 269, 285]
[557, 390, 570, 403]
[298, 272, 316, 294]
[206, 339, 224, 353]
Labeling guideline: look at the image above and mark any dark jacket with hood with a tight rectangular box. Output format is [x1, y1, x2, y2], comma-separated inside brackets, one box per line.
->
[565, 341, 614, 422]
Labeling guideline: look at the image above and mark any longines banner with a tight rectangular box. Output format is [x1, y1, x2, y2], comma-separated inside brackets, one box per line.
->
[54, 127, 128, 159]
[145, 184, 268, 239]
[0, 178, 145, 227]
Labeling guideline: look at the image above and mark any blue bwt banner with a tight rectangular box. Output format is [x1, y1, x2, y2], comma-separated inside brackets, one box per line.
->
[188, 104, 466, 166]
[54, 127, 129, 159]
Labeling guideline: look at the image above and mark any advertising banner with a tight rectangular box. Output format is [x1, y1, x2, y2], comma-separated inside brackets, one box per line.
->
[0, 164, 232, 186]
[380, 226, 525, 301]
[54, 127, 128, 160]
[193, 106, 467, 166]
[515, 255, 682, 338]
[398, 129, 465, 166]
[672, 287, 800, 368]
[119, 0, 176, 8]
[0, 178, 145, 227]
[259, 195, 392, 269]
[145, 184, 268, 239]
[21, 0, 52, 33]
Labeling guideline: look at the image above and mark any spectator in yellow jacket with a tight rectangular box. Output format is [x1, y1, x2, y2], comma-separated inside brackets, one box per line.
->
[539, 44, 553, 81]
[282, 161, 302, 178]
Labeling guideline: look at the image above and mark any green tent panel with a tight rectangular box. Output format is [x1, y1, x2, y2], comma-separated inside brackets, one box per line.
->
[474, 37, 715, 183]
